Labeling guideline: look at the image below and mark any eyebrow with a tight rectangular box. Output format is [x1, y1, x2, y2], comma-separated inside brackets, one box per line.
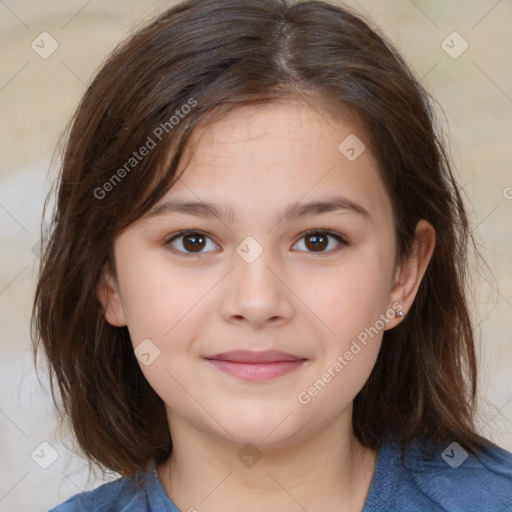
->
[146, 195, 372, 224]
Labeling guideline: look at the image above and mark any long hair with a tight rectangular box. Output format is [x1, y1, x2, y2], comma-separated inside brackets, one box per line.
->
[32, 0, 489, 476]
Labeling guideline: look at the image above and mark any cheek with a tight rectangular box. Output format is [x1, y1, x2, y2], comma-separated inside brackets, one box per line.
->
[118, 256, 222, 405]
[318, 256, 393, 342]
[296, 267, 387, 414]
[119, 254, 216, 346]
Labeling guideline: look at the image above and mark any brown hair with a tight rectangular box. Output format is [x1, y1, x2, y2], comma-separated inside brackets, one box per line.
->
[32, 0, 491, 477]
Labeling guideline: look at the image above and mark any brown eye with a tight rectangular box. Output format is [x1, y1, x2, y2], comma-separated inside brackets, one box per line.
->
[305, 233, 328, 251]
[166, 231, 219, 255]
[293, 230, 347, 254]
[182, 232, 206, 252]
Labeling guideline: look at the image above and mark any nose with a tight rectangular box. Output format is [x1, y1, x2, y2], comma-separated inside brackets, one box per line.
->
[219, 245, 295, 329]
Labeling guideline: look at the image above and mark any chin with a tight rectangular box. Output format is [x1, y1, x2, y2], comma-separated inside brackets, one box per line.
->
[213, 405, 302, 445]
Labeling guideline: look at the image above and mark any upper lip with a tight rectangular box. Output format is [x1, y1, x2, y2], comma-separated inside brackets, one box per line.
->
[204, 350, 306, 363]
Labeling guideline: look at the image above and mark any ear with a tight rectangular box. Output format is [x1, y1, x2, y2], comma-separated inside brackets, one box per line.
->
[385, 219, 436, 330]
[96, 264, 128, 327]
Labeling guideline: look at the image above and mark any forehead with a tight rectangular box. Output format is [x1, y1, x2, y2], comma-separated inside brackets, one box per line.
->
[151, 99, 391, 226]
[187, 98, 361, 161]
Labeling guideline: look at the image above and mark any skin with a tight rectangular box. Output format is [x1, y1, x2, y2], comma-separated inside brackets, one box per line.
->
[97, 98, 435, 512]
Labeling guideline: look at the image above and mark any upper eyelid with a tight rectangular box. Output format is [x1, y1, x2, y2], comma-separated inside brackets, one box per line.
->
[166, 228, 345, 242]
[166, 229, 220, 245]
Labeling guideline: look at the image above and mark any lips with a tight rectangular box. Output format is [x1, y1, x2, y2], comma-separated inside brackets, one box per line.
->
[204, 350, 307, 381]
[204, 350, 305, 364]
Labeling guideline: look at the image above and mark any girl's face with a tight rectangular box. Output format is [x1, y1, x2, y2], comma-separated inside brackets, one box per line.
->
[99, 99, 411, 447]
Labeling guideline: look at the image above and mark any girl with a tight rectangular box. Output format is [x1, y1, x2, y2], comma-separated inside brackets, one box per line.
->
[32, 0, 512, 511]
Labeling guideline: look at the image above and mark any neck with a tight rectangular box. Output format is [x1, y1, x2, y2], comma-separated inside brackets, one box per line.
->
[157, 407, 377, 512]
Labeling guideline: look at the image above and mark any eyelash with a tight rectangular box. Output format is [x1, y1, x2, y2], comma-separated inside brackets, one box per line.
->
[164, 229, 349, 258]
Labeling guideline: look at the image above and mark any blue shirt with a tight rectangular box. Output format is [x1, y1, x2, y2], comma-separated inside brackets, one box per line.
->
[49, 436, 512, 511]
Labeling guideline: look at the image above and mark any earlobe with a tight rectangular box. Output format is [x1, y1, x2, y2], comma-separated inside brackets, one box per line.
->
[385, 220, 436, 329]
[96, 264, 128, 327]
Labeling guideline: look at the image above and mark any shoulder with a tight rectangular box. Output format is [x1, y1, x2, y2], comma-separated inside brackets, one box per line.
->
[48, 463, 180, 512]
[390, 435, 512, 511]
[48, 472, 148, 512]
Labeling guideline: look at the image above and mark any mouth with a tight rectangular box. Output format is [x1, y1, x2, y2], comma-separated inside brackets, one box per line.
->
[204, 350, 307, 381]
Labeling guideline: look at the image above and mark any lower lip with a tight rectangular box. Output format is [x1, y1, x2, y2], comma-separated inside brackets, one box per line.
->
[206, 359, 306, 381]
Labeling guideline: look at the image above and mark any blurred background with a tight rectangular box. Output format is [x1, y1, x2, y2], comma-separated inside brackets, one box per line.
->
[0, 0, 511, 510]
